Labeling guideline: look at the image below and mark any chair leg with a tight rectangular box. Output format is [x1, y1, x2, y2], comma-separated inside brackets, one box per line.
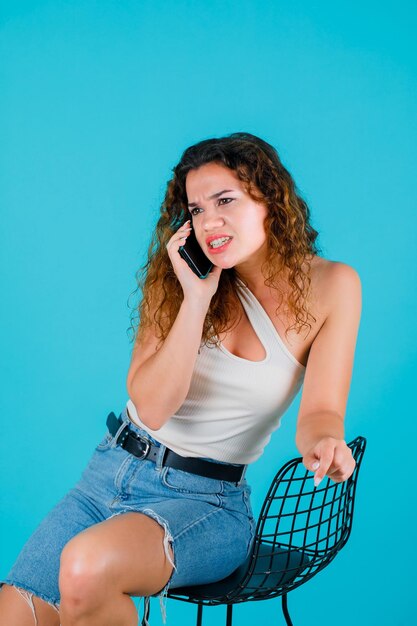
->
[196, 603, 203, 626]
[226, 604, 233, 626]
[282, 594, 293, 626]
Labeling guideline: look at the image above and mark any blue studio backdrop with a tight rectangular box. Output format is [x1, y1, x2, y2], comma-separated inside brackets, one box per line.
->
[1, 1, 416, 624]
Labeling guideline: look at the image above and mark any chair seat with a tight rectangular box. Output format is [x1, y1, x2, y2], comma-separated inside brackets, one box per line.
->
[169, 542, 311, 602]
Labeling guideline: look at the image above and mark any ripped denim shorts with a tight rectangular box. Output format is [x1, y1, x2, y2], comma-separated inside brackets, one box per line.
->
[1, 407, 256, 623]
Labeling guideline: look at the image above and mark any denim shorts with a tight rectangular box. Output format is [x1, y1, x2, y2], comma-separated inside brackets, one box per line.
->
[1, 407, 256, 623]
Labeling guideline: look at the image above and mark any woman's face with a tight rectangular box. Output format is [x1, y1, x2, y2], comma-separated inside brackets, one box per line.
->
[185, 162, 268, 271]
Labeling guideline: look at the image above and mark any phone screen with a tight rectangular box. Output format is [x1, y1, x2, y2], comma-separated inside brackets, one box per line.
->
[178, 228, 213, 278]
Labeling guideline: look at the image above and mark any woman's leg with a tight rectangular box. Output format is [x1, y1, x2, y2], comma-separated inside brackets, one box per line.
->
[0, 585, 60, 626]
[58, 511, 174, 626]
[0, 512, 173, 626]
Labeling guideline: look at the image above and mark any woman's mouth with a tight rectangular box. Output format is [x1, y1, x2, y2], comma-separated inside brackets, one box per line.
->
[207, 236, 233, 254]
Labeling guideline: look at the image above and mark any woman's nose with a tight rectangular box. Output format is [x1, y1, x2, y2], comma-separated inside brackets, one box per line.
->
[202, 212, 225, 231]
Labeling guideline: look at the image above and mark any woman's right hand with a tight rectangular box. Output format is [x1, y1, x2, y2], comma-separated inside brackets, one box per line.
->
[166, 220, 222, 307]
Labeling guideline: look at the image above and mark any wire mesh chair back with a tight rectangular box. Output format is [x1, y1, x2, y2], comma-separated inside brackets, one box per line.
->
[168, 436, 366, 607]
[234, 435, 367, 601]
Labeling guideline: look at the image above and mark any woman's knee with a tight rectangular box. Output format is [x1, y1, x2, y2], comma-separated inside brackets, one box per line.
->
[58, 512, 174, 613]
[58, 534, 110, 615]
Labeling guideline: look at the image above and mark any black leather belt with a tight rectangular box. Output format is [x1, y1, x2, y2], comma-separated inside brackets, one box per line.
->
[106, 412, 246, 483]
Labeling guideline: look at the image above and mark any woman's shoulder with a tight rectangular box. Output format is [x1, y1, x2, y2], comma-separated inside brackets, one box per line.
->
[309, 256, 362, 318]
[310, 255, 361, 283]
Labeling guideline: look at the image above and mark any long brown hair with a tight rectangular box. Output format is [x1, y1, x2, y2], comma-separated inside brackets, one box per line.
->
[128, 132, 321, 348]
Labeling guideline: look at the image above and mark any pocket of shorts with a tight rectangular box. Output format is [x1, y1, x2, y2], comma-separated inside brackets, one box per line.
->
[160, 466, 224, 496]
[95, 432, 114, 451]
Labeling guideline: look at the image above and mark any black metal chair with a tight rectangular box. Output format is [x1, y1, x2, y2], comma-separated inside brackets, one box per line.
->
[165, 436, 366, 626]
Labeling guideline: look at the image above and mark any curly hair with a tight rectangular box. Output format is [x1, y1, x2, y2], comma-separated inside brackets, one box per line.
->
[128, 132, 321, 349]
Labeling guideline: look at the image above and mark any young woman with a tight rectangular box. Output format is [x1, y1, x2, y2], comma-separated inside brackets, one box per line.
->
[0, 132, 361, 626]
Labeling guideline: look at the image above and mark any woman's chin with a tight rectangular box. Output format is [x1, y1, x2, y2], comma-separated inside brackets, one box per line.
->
[212, 259, 235, 270]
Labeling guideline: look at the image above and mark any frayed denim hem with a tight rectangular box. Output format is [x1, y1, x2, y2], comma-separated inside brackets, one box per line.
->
[0, 580, 60, 625]
[139, 507, 177, 626]
[107, 506, 177, 625]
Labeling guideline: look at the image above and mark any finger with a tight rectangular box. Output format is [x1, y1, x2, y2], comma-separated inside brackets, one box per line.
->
[177, 222, 192, 235]
[168, 220, 191, 238]
[328, 444, 353, 472]
[327, 455, 356, 483]
[175, 226, 192, 239]
[177, 227, 192, 237]
[302, 452, 321, 473]
[326, 445, 348, 475]
[167, 229, 192, 251]
[314, 449, 335, 487]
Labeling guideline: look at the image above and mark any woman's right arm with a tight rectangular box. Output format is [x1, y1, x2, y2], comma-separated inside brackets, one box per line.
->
[126, 296, 209, 430]
[126, 220, 222, 430]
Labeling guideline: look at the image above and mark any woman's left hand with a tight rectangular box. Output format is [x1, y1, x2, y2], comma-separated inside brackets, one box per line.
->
[302, 437, 356, 487]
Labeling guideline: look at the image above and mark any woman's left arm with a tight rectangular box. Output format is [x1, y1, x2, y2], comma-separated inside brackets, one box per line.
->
[295, 262, 362, 486]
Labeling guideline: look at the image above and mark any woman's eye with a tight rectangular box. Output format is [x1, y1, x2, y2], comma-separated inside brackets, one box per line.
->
[189, 198, 233, 216]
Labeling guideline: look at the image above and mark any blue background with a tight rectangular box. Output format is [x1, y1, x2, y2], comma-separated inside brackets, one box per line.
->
[1, 1, 416, 624]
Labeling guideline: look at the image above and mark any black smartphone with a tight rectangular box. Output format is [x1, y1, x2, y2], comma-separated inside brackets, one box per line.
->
[178, 227, 213, 279]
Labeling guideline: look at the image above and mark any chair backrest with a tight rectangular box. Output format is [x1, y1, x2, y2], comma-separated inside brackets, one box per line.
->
[232, 436, 367, 601]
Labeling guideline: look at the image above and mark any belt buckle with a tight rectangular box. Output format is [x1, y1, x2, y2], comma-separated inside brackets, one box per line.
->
[129, 432, 151, 460]
[136, 437, 150, 460]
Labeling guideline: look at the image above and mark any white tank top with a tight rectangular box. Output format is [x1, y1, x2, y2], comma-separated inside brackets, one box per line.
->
[127, 279, 305, 464]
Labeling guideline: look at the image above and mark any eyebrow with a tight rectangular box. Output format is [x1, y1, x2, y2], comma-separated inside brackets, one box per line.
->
[188, 189, 235, 208]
